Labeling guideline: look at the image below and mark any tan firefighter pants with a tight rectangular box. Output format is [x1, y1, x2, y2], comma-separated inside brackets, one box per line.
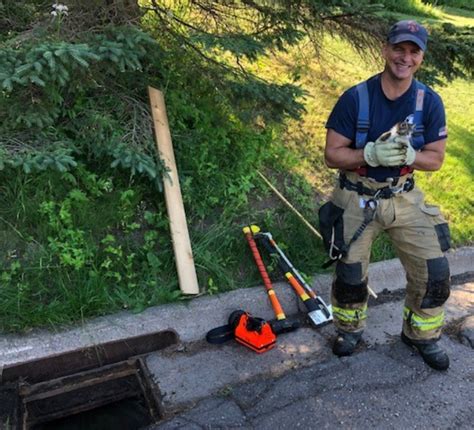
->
[330, 172, 451, 342]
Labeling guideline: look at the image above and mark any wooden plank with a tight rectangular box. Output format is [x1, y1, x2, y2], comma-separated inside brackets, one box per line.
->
[148, 86, 200, 295]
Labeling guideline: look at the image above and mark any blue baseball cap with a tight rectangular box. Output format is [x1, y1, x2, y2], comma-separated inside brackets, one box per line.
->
[387, 20, 428, 51]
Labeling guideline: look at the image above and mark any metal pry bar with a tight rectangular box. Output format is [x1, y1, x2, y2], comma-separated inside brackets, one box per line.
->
[255, 229, 333, 327]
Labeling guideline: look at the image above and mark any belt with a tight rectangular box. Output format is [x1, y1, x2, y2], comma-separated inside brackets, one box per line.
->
[352, 166, 414, 177]
[339, 173, 414, 199]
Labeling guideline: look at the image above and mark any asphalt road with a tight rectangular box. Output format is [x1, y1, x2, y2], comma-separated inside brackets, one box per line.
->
[146, 276, 474, 430]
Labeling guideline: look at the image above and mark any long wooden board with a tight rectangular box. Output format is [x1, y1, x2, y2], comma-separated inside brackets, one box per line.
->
[148, 87, 199, 295]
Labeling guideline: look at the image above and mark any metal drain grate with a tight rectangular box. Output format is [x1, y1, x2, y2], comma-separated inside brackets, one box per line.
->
[1, 330, 178, 429]
[2, 330, 178, 384]
[20, 358, 159, 430]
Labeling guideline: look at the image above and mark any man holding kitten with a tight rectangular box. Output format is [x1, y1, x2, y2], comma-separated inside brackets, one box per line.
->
[321, 20, 451, 370]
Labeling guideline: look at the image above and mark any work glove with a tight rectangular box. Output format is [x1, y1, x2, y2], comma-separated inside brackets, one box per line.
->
[363, 140, 406, 167]
[393, 136, 417, 166]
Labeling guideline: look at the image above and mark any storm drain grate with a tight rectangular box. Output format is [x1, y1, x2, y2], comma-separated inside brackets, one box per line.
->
[20, 358, 159, 430]
[0, 330, 178, 429]
[2, 330, 178, 384]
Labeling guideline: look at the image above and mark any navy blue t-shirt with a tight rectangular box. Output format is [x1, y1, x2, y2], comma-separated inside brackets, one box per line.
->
[326, 74, 448, 181]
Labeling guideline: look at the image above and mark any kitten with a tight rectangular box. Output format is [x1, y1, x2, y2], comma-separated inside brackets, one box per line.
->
[378, 119, 415, 143]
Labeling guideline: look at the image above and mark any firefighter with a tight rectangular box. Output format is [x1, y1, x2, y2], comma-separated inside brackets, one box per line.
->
[323, 20, 451, 370]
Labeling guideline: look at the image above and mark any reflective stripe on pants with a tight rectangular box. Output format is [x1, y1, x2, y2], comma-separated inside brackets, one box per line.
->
[403, 306, 444, 332]
[333, 305, 368, 324]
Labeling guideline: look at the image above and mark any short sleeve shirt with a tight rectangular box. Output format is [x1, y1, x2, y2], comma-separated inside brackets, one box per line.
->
[326, 74, 447, 180]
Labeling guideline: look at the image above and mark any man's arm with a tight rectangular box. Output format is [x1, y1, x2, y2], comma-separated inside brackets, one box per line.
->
[324, 129, 365, 170]
[410, 139, 446, 171]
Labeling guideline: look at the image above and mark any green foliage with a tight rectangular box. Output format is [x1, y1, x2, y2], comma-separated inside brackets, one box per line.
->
[372, 0, 440, 17]
[0, 145, 77, 174]
[0, 25, 168, 187]
[424, 0, 474, 11]
[420, 23, 474, 85]
[39, 189, 94, 270]
[0, 165, 181, 332]
[0, 31, 151, 116]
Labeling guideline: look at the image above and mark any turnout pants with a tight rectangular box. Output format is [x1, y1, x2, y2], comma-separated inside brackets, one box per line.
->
[330, 172, 451, 342]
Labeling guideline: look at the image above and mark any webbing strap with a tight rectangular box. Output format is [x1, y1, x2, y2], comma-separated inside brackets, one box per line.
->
[353, 166, 414, 177]
[412, 81, 426, 149]
[355, 82, 370, 148]
[339, 173, 415, 198]
[347, 199, 377, 248]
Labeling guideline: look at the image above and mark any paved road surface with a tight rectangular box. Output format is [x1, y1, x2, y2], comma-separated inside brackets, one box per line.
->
[146, 278, 474, 429]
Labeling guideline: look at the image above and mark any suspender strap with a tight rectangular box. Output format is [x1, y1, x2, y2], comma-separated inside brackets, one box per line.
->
[355, 82, 370, 149]
[412, 80, 426, 149]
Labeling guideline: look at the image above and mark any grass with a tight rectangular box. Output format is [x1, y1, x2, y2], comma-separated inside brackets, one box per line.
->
[374, 0, 442, 18]
[0, 167, 182, 332]
[433, 0, 474, 13]
[417, 78, 474, 243]
[438, 6, 474, 24]
[383, 3, 474, 24]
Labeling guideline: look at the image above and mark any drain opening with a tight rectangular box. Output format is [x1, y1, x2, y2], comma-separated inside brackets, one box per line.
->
[0, 383, 19, 429]
[20, 358, 161, 430]
[34, 397, 152, 430]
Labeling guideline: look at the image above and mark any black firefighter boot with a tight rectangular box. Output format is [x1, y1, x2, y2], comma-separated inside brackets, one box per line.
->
[332, 331, 363, 357]
[401, 332, 450, 371]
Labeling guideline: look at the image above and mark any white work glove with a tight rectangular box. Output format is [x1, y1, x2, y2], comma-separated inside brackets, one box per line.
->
[363, 140, 406, 167]
[393, 136, 417, 166]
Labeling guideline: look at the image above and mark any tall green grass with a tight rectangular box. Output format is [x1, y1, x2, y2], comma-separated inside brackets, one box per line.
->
[418, 78, 474, 244]
[0, 167, 181, 332]
[428, 0, 474, 11]
[437, 6, 474, 24]
[374, 0, 441, 17]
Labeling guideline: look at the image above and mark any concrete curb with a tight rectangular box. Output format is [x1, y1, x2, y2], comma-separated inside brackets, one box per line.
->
[146, 280, 474, 411]
[1, 246, 473, 368]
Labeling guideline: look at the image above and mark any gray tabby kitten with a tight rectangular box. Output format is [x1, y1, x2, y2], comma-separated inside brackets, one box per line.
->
[378, 119, 415, 143]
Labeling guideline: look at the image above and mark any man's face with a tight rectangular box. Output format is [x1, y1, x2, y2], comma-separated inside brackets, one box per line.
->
[382, 41, 424, 81]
